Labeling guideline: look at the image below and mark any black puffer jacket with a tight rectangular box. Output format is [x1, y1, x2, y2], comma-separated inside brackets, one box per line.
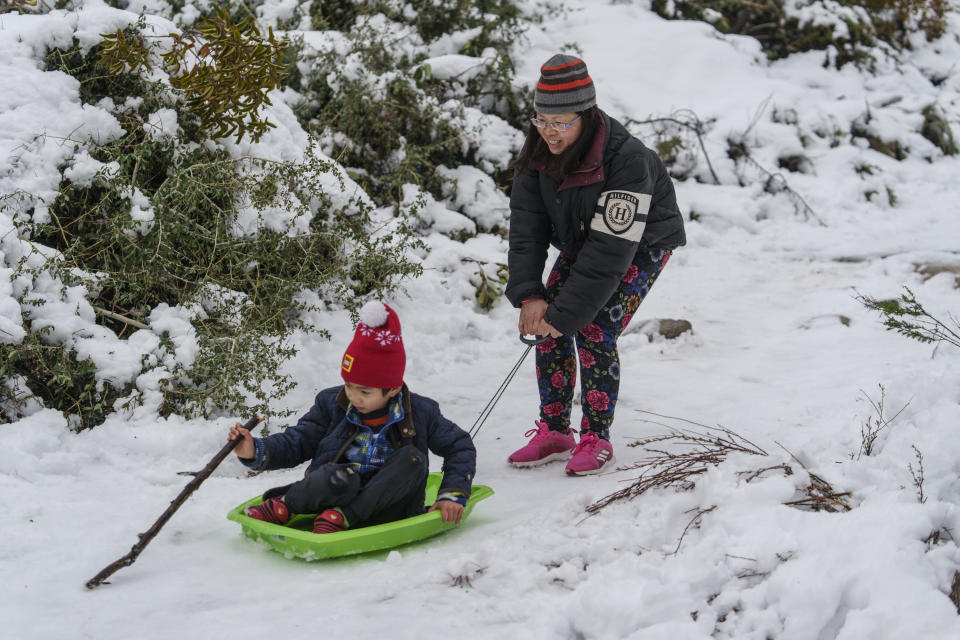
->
[506, 111, 685, 334]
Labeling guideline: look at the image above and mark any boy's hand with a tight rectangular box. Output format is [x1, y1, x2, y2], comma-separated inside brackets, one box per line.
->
[429, 500, 464, 525]
[228, 423, 255, 460]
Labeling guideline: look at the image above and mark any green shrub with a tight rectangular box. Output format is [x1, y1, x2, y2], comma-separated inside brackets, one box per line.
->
[99, 9, 287, 143]
[294, 0, 531, 204]
[920, 104, 958, 155]
[1, 0, 47, 14]
[309, 0, 359, 30]
[5, 1, 534, 427]
[652, 0, 862, 65]
[5, 34, 423, 426]
[850, 117, 907, 159]
[0, 329, 123, 431]
[313, 61, 466, 204]
[23, 133, 422, 421]
[858, 287, 960, 350]
[653, 0, 951, 68]
[468, 259, 508, 311]
[862, 0, 950, 45]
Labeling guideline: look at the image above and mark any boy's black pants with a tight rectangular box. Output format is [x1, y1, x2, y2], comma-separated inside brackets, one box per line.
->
[280, 445, 428, 527]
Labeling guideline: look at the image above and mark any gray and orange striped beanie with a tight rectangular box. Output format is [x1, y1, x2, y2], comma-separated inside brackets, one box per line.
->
[534, 54, 596, 115]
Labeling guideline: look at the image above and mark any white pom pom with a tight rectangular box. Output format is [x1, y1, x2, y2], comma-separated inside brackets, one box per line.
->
[358, 301, 389, 328]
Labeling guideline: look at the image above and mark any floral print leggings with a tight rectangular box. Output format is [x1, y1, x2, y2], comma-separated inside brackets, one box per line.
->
[536, 248, 671, 440]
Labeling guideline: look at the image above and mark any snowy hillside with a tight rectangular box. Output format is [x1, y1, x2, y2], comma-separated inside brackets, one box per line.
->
[3, 1, 960, 638]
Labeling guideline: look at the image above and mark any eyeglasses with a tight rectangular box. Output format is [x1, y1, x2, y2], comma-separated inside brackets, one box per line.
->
[530, 114, 582, 131]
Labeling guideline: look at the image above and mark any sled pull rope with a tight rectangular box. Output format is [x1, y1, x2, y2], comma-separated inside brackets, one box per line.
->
[468, 335, 547, 439]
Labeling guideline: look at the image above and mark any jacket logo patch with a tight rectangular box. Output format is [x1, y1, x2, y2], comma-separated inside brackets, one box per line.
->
[603, 192, 639, 233]
[342, 354, 354, 372]
[591, 190, 650, 242]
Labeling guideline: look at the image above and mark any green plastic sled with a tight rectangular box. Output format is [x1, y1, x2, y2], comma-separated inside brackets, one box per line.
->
[227, 472, 493, 560]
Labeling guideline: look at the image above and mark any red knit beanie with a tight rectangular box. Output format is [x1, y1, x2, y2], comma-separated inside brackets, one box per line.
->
[341, 301, 405, 388]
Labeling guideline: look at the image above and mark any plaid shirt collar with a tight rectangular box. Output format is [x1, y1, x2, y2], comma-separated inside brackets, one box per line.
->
[344, 390, 405, 427]
[343, 392, 406, 478]
[336, 384, 416, 439]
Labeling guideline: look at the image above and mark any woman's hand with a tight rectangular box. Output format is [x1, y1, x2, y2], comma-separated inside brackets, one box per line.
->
[228, 423, 255, 459]
[520, 298, 562, 338]
[537, 318, 563, 338]
[519, 298, 548, 335]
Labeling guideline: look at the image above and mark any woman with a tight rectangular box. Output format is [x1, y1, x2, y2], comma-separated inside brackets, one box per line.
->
[505, 54, 685, 476]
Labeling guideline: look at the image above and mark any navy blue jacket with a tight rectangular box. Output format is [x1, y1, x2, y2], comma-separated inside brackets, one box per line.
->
[252, 385, 476, 499]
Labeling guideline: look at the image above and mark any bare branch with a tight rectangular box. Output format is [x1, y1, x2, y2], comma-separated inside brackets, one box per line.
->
[85, 415, 261, 589]
[625, 110, 721, 185]
[909, 445, 926, 504]
[670, 505, 716, 555]
[93, 306, 150, 331]
[588, 416, 851, 517]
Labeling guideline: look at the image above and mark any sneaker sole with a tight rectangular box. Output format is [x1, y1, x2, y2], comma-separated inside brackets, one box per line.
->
[508, 450, 574, 468]
[565, 454, 616, 476]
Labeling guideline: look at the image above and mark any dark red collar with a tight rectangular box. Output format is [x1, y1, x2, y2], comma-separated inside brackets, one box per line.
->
[531, 115, 607, 190]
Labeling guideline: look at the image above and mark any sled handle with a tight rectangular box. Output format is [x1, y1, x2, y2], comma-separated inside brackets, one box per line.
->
[519, 334, 549, 346]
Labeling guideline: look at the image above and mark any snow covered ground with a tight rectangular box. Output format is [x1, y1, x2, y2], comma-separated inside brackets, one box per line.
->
[3, 1, 960, 638]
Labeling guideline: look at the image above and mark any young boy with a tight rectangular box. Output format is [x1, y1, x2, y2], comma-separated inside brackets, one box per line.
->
[228, 301, 476, 534]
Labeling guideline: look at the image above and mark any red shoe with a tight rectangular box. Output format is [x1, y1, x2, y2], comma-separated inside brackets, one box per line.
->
[245, 497, 290, 525]
[313, 508, 347, 534]
[507, 421, 576, 468]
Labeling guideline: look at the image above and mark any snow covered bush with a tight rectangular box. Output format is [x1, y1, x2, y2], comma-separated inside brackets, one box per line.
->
[0, 0, 47, 14]
[0, 0, 537, 431]
[0, 11, 423, 427]
[285, 0, 530, 206]
[0, 0, 531, 429]
[98, 8, 288, 143]
[653, 0, 951, 68]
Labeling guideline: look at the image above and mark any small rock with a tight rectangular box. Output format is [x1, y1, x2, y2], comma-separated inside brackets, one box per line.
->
[915, 263, 960, 289]
[657, 318, 694, 339]
[624, 318, 693, 340]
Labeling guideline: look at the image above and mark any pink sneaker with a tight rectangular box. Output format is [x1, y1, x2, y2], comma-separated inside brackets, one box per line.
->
[507, 421, 576, 467]
[565, 432, 615, 476]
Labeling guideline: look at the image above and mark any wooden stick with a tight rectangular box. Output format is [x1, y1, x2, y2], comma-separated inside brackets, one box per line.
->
[93, 306, 150, 331]
[85, 415, 262, 589]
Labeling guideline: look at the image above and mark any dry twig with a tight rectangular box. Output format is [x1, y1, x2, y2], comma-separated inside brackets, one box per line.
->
[952, 571, 960, 615]
[587, 412, 852, 516]
[781, 471, 852, 512]
[725, 98, 826, 227]
[775, 442, 852, 512]
[625, 110, 720, 185]
[857, 384, 910, 459]
[672, 505, 717, 555]
[587, 413, 768, 514]
[924, 527, 955, 549]
[449, 564, 485, 589]
[909, 445, 926, 504]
